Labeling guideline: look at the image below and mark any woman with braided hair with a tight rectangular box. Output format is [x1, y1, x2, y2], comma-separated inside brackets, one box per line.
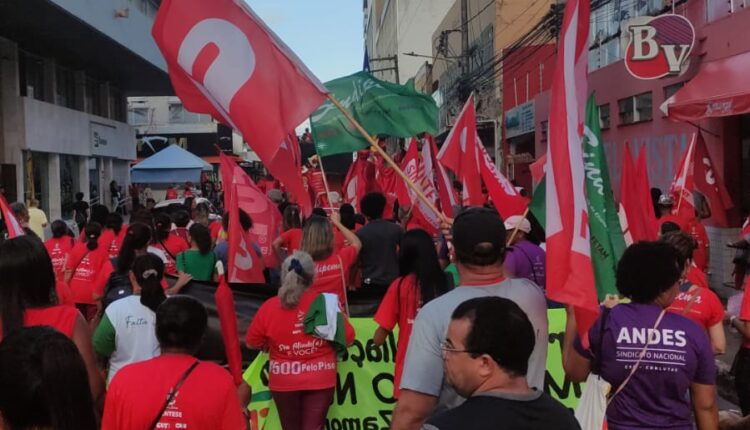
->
[246, 251, 356, 430]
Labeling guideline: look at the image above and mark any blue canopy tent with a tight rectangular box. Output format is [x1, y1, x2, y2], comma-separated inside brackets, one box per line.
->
[131, 145, 213, 183]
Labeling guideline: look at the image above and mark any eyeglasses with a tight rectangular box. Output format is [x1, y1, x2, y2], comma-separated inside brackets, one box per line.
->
[440, 341, 478, 355]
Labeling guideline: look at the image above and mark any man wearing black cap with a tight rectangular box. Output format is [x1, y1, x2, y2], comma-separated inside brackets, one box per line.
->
[391, 207, 548, 430]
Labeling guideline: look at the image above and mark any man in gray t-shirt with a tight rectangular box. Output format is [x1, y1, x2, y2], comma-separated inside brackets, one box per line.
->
[391, 207, 549, 430]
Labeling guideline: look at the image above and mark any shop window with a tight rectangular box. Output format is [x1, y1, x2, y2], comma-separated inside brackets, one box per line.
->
[618, 92, 652, 125]
[599, 103, 611, 129]
[663, 82, 685, 101]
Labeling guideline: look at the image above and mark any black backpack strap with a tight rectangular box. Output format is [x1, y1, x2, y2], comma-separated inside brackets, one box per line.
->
[149, 360, 200, 430]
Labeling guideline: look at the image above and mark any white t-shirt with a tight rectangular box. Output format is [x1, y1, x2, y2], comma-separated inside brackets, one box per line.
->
[104, 295, 160, 383]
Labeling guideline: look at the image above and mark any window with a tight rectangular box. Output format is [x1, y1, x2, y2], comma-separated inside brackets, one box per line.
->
[618, 92, 652, 125]
[55, 65, 76, 109]
[110, 87, 126, 122]
[663, 82, 685, 100]
[168, 102, 185, 123]
[128, 107, 150, 125]
[18, 51, 46, 101]
[85, 78, 104, 117]
[599, 103, 611, 129]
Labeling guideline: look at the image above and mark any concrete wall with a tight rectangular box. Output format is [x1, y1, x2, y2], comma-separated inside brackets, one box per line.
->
[48, 0, 166, 71]
[129, 96, 216, 135]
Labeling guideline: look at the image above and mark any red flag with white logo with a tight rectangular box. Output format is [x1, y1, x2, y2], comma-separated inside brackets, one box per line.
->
[401, 138, 440, 234]
[227, 182, 266, 283]
[544, 0, 598, 346]
[424, 135, 458, 217]
[152, 0, 327, 162]
[692, 133, 732, 226]
[669, 134, 697, 222]
[0, 194, 24, 238]
[267, 134, 312, 217]
[476, 138, 528, 219]
[437, 96, 483, 206]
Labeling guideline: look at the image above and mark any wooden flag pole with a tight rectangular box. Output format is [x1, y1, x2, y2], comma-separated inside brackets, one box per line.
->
[674, 133, 696, 216]
[506, 207, 530, 246]
[326, 94, 447, 223]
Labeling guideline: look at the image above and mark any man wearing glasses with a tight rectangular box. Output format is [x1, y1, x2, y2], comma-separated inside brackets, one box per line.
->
[391, 207, 549, 430]
[423, 297, 578, 430]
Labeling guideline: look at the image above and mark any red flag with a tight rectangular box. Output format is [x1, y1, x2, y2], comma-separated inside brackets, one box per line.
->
[215, 274, 243, 384]
[152, 0, 327, 166]
[669, 134, 697, 222]
[635, 148, 658, 239]
[227, 182, 266, 283]
[530, 154, 547, 188]
[425, 134, 457, 218]
[343, 151, 379, 210]
[0, 194, 24, 238]
[544, 0, 597, 346]
[267, 134, 312, 217]
[690, 133, 732, 226]
[437, 96, 483, 206]
[477, 138, 528, 219]
[375, 151, 409, 219]
[619, 145, 655, 243]
[401, 139, 440, 234]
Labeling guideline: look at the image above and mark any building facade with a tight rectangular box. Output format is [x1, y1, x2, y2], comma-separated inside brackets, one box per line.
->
[0, 0, 171, 220]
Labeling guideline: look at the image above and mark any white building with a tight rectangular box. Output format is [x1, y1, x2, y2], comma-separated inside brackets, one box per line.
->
[364, 0, 454, 84]
[0, 0, 171, 220]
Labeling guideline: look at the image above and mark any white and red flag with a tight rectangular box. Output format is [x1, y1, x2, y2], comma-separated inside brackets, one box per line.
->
[425, 134, 458, 217]
[0, 194, 24, 238]
[437, 96, 483, 206]
[343, 151, 379, 210]
[544, 0, 598, 345]
[401, 138, 440, 234]
[267, 134, 312, 217]
[669, 134, 697, 222]
[152, 0, 327, 176]
[476, 138, 528, 219]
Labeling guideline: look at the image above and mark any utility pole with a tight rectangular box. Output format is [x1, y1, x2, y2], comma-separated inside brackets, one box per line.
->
[461, 0, 469, 76]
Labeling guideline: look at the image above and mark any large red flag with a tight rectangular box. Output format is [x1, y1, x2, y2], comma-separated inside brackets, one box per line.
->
[227, 182, 266, 283]
[425, 134, 457, 217]
[545, 0, 597, 346]
[215, 273, 244, 385]
[437, 96, 483, 206]
[635, 148, 658, 239]
[619, 145, 655, 243]
[477, 138, 528, 219]
[0, 194, 24, 238]
[375, 150, 409, 219]
[267, 134, 312, 217]
[401, 139, 440, 234]
[343, 151, 379, 210]
[693, 133, 733, 226]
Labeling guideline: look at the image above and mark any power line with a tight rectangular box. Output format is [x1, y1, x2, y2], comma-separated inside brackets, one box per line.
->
[451, 0, 497, 32]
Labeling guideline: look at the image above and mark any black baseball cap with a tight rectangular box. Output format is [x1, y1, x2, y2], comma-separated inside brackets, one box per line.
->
[451, 207, 506, 264]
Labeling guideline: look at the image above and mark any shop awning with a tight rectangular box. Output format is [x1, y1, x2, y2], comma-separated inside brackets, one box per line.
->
[667, 52, 750, 121]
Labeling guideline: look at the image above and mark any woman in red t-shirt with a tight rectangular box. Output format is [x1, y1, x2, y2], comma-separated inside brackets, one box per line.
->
[152, 213, 189, 276]
[372, 229, 452, 398]
[64, 222, 113, 322]
[45, 220, 75, 282]
[0, 235, 104, 405]
[300, 211, 362, 312]
[273, 205, 303, 259]
[101, 212, 126, 259]
[662, 232, 725, 354]
[247, 252, 355, 430]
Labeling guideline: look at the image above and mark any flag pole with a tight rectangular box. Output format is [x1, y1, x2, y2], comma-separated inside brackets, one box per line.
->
[317, 156, 335, 211]
[325, 94, 447, 223]
[674, 133, 696, 216]
[506, 207, 530, 246]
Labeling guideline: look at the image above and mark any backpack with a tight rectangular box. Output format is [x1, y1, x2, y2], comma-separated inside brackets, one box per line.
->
[102, 258, 133, 309]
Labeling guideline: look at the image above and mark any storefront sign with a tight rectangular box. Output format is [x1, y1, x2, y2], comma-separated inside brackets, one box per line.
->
[243, 311, 583, 429]
[624, 14, 695, 80]
[90, 122, 116, 156]
[504, 101, 535, 139]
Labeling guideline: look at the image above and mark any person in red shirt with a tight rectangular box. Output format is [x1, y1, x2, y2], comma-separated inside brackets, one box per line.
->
[372, 229, 452, 398]
[728, 262, 750, 414]
[103, 296, 245, 429]
[273, 205, 303, 259]
[152, 213, 189, 276]
[183, 181, 194, 198]
[64, 222, 113, 322]
[165, 185, 178, 200]
[662, 232, 725, 354]
[0, 327, 98, 430]
[45, 220, 75, 282]
[101, 212, 127, 259]
[687, 218, 710, 272]
[0, 235, 104, 405]
[247, 251, 355, 430]
[300, 211, 362, 312]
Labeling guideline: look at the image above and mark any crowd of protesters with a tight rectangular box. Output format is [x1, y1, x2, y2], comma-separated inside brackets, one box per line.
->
[0, 179, 749, 430]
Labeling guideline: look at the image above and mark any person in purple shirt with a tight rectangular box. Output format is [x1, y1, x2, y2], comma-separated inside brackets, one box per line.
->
[562, 241, 718, 430]
[503, 215, 545, 289]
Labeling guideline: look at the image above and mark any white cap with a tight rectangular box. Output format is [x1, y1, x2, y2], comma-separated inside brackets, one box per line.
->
[504, 215, 531, 234]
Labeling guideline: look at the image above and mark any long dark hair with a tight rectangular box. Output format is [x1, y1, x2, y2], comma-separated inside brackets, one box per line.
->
[105, 212, 124, 235]
[0, 326, 97, 430]
[283, 205, 302, 231]
[84, 222, 102, 251]
[133, 254, 166, 313]
[89, 204, 109, 226]
[116, 223, 152, 272]
[153, 213, 173, 242]
[188, 223, 212, 255]
[0, 236, 57, 337]
[399, 229, 449, 304]
[51, 220, 70, 239]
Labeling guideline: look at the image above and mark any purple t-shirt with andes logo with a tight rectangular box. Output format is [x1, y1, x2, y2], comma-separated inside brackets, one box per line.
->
[574, 303, 715, 430]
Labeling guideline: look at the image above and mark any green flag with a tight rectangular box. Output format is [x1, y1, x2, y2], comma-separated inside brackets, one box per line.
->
[528, 176, 546, 229]
[310, 71, 438, 156]
[583, 94, 626, 300]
